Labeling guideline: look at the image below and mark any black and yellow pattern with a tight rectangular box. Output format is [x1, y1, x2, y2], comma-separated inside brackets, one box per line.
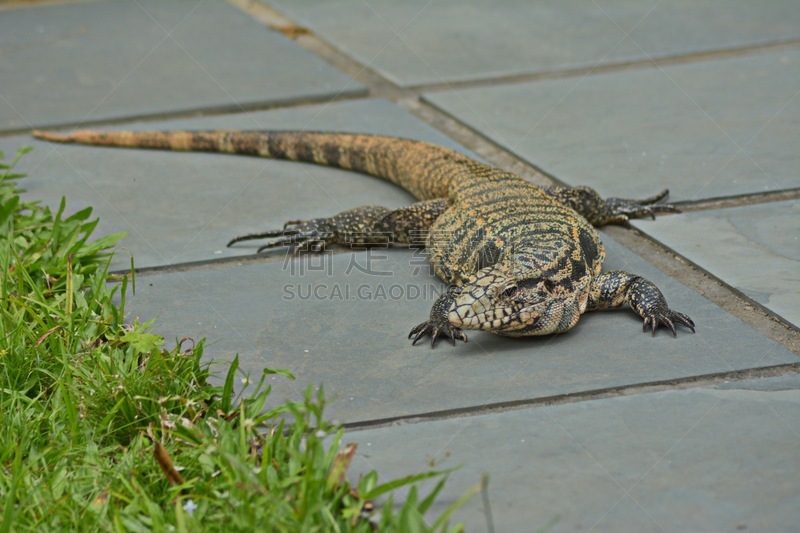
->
[32, 129, 695, 346]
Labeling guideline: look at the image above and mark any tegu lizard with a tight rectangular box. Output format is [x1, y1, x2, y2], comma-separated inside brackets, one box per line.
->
[32, 129, 695, 347]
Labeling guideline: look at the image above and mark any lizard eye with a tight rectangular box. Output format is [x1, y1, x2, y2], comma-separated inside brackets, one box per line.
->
[500, 286, 517, 299]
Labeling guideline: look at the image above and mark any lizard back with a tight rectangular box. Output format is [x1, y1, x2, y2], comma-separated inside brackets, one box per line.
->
[428, 167, 605, 289]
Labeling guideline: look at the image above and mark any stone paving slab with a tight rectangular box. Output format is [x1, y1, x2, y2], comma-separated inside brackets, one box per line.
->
[271, 0, 800, 86]
[425, 49, 800, 199]
[2, 1, 798, 531]
[0, 0, 363, 132]
[124, 237, 797, 425]
[342, 374, 800, 531]
[0, 99, 476, 270]
[634, 200, 800, 328]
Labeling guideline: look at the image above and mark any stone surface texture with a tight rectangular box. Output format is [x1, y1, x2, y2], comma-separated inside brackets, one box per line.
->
[0, 0, 797, 530]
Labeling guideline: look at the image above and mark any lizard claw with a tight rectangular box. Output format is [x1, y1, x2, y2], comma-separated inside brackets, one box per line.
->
[626, 276, 696, 337]
[409, 320, 467, 348]
[642, 308, 695, 337]
[227, 219, 335, 253]
[605, 189, 680, 224]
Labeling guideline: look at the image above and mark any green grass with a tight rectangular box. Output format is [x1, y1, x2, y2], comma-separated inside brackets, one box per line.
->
[0, 148, 474, 532]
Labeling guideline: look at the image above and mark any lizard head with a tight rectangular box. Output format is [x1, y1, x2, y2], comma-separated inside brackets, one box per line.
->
[447, 265, 588, 336]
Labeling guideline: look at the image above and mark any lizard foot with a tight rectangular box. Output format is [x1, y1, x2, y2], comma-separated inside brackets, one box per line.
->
[408, 319, 467, 348]
[642, 308, 695, 337]
[227, 219, 335, 254]
[627, 277, 696, 336]
[591, 271, 696, 337]
[409, 285, 467, 347]
[605, 189, 680, 224]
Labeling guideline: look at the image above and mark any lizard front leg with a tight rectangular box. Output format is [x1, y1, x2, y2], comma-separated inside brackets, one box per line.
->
[588, 271, 695, 336]
[545, 186, 679, 226]
[227, 199, 450, 253]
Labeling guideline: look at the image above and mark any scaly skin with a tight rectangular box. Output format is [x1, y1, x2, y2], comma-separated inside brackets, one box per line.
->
[32, 129, 695, 347]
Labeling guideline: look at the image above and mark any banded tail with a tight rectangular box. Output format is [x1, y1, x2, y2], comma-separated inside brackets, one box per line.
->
[32, 129, 475, 201]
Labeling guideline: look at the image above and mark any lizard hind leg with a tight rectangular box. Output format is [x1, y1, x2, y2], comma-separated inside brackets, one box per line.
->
[226, 205, 398, 254]
[588, 270, 695, 336]
[545, 186, 680, 226]
[227, 199, 450, 255]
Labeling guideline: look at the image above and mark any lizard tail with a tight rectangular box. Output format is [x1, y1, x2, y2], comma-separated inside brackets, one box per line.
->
[31, 129, 477, 201]
[32, 130, 72, 143]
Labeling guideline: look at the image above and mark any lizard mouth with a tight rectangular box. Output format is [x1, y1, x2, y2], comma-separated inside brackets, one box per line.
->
[448, 304, 539, 332]
[447, 275, 547, 333]
[448, 290, 586, 335]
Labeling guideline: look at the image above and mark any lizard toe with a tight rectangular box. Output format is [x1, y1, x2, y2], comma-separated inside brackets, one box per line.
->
[606, 189, 680, 222]
[228, 218, 336, 254]
[642, 309, 695, 337]
[409, 320, 467, 348]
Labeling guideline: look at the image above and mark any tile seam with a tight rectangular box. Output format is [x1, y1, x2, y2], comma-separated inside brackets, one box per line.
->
[604, 224, 800, 354]
[0, 91, 368, 138]
[341, 363, 800, 432]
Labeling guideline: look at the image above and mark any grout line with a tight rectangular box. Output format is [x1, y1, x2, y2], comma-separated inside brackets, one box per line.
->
[229, 0, 800, 98]
[672, 188, 800, 211]
[13, 0, 794, 393]
[406, 38, 800, 94]
[0, 90, 368, 138]
[115, 225, 799, 355]
[107, 247, 356, 277]
[342, 363, 800, 432]
[603, 224, 800, 354]
[228, 1, 800, 211]
[227, 0, 417, 105]
[411, 97, 800, 211]
[225, 1, 800, 359]
[402, 98, 565, 187]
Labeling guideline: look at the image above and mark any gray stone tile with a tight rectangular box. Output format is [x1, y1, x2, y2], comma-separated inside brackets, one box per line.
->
[271, 0, 800, 86]
[124, 236, 797, 425]
[425, 49, 800, 199]
[635, 200, 800, 327]
[0, 99, 475, 270]
[343, 375, 800, 531]
[0, 0, 363, 131]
